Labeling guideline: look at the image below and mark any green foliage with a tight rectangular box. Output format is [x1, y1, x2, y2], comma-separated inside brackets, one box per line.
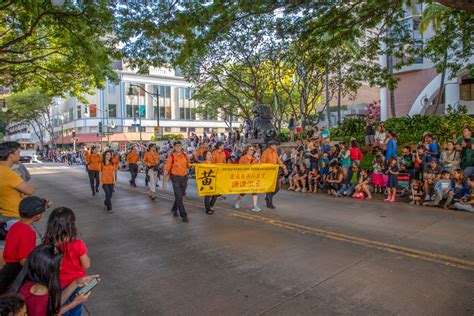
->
[277, 128, 290, 143]
[6, 88, 52, 124]
[160, 134, 184, 141]
[332, 106, 474, 146]
[1, 1, 118, 97]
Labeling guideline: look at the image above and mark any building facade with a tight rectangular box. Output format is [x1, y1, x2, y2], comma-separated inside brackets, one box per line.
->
[50, 62, 235, 148]
[380, 2, 474, 120]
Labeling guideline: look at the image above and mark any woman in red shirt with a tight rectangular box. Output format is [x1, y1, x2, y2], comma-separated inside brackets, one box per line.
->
[10, 244, 97, 316]
[101, 150, 116, 213]
[42, 207, 90, 315]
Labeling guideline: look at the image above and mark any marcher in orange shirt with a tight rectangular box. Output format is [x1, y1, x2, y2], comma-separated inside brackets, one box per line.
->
[234, 145, 261, 212]
[202, 150, 217, 214]
[211, 142, 227, 163]
[126, 147, 140, 187]
[197, 142, 208, 160]
[112, 152, 121, 185]
[86, 146, 101, 196]
[164, 141, 190, 222]
[101, 150, 115, 213]
[261, 140, 287, 209]
[143, 144, 160, 200]
[83, 146, 90, 170]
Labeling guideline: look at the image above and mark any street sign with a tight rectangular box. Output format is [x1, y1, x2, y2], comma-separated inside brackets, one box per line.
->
[131, 123, 141, 127]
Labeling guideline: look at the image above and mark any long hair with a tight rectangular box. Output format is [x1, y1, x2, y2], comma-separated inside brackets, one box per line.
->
[42, 207, 77, 246]
[243, 145, 254, 156]
[10, 244, 63, 316]
[102, 150, 113, 165]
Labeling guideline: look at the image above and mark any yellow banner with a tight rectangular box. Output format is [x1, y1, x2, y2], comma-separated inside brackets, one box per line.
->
[195, 163, 279, 196]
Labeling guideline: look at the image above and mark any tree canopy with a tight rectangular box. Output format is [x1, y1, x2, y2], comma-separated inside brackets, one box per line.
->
[0, 0, 118, 97]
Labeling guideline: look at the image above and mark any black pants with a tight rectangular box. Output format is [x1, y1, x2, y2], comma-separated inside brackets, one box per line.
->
[145, 167, 150, 186]
[171, 175, 188, 218]
[204, 195, 218, 212]
[266, 177, 280, 206]
[0, 262, 22, 294]
[129, 164, 138, 185]
[88, 170, 100, 193]
[103, 184, 114, 211]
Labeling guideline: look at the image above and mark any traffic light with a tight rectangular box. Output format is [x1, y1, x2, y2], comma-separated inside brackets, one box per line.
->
[72, 129, 76, 138]
[98, 122, 103, 133]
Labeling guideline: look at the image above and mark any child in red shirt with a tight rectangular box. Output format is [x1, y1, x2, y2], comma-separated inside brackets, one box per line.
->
[0, 196, 47, 294]
[42, 207, 90, 315]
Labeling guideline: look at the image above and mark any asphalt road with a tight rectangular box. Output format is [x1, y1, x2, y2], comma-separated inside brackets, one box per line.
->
[27, 163, 474, 315]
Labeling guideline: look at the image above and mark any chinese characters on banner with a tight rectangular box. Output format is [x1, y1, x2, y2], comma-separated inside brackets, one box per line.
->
[195, 164, 279, 196]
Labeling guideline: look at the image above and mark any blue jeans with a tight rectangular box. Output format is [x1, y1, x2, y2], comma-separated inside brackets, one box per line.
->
[453, 202, 474, 213]
[62, 287, 83, 316]
[338, 184, 356, 196]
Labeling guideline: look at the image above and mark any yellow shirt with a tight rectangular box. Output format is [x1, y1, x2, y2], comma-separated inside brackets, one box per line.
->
[0, 165, 24, 218]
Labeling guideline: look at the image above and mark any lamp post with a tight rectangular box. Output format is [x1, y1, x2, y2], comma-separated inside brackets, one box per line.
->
[128, 84, 161, 141]
[57, 114, 64, 149]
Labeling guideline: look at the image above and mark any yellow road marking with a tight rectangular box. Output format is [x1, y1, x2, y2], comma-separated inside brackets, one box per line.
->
[33, 168, 474, 271]
[119, 183, 474, 271]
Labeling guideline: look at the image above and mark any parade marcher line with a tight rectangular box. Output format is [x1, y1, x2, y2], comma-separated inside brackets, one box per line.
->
[31, 167, 474, 271]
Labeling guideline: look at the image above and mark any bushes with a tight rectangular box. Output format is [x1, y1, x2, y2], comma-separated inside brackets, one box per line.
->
[151, 134, 184, 141]
[332, 106, 474, 146]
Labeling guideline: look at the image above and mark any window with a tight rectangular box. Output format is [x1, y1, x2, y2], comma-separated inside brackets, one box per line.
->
[140, 127, 146, 132]
[108, 104, 117, 118]
[125, 83, 146, 118]
[177, 87, 196, 120]
[68, 108, 74, 122]
[77, 106, 82, 120]
[460, 83, 474, 101]
[89, 104, 97, 118]
[151, 85, 172, 120]
[180, 127, 187, 132]
[108, 83, 117, 95]
[127, 127, 136, 132]
[164, 127, 171, 132]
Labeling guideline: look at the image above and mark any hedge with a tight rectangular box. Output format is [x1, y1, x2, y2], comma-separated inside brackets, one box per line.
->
[331, 106, 474, 146]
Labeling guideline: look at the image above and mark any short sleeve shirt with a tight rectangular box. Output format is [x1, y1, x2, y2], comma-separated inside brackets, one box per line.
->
[3, 222, 36, 263]
[19, 281, 49, 316]
[0, 165, 24, 218]
[58, 240, 88, 288]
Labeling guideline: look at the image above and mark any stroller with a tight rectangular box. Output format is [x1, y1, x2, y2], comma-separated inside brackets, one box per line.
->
[396, 173, 411, 197]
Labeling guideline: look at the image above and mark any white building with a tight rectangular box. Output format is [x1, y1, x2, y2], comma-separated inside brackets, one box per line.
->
[379, 2, 474, 119]
[49, 61, 236, 148]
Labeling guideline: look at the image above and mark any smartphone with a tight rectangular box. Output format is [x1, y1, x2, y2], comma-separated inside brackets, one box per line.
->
[77, 277, 100, 296]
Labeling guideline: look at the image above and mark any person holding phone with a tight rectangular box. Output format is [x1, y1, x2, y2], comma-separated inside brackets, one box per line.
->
[10, 244, 99, 316]
[43, 207, 91, 315]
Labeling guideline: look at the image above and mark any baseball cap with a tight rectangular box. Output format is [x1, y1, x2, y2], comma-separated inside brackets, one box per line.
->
[268, 139, 280, 145]
[19, 196, 47, 218]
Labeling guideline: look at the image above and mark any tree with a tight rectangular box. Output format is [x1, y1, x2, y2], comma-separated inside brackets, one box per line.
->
[0, 1, 118, 97]
[5, 88, 53, 151]
[114, 0, 472, 90]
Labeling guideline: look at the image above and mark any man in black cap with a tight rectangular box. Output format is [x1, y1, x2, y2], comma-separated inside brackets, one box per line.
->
[164, 141, 191, 222]
[0, 196, 48, 294]
[261, 140, 287, 209]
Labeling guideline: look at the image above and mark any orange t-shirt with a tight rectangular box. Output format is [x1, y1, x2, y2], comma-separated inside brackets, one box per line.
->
[112, 156, 120, 170]
[127, 152, 139, 164]
[87, 154, 102, 171]
[211, 150, 226, 163]
[101, 163, 116, 184]
[143, 150, 159, 167]
[197, 146, 207, 158]
[239, 155, 258, 165]
[164, 152, 189, 176]
[260, 148, 282, 165]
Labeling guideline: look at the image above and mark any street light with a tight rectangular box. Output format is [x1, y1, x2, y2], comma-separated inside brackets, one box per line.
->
[127, 84, 161, 140]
